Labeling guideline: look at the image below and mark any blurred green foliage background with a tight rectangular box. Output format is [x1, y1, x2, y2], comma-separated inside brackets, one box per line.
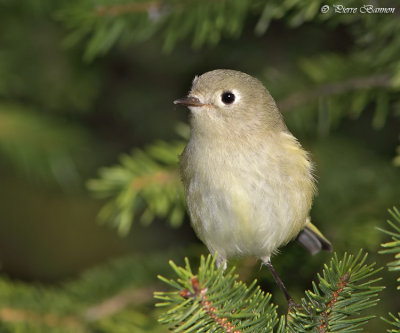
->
[0, 0, 399, 332]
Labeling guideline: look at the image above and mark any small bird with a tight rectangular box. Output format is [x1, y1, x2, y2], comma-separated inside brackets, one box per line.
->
[174, 69, 332, 305]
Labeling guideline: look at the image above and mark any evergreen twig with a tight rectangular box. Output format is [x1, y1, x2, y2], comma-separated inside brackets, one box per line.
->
[87, 140, 185, 234]
[95, 1, 162, 17]
[278, 73, 392, 112]
[155, 255, 278, 332]
[156, 252, 383, 332]
[379, 207, 400, 332]
[378, 207, 400, 289]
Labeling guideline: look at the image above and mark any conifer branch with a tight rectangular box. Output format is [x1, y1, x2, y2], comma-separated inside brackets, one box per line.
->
[0, 254, 171, 331]
[288, 251, 383, 333]
[382, 312, 400, 333]
[130, 169, 179, 190]
[155, 255, 278, 332]
[317, 273, 350, 333]
[378, 207, 400, 288]
[156, 252, 383, 332]
[379, 207, 400, 332]
[84, 285, 155, 321]
[87, 140, 185, 234]
[0, 308, 85, 331]
[180, 276, 243, 333]
[0, 284, 156, 328]
[95, 1, 162, 17]
[278, 73, 392, 112]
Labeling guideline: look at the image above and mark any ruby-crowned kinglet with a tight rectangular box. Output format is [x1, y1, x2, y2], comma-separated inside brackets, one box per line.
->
[174, 69, 331, 304]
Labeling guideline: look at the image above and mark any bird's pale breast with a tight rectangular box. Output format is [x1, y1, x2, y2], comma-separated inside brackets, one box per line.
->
[180, 131, 315, 261]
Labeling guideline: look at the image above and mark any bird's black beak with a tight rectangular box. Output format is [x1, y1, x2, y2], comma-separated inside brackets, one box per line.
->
[173, 96, 204, 107]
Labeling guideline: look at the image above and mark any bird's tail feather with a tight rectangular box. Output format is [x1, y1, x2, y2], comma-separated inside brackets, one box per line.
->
[297, 218, 333, 255]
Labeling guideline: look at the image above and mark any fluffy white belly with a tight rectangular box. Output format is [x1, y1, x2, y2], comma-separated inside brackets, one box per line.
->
[181, 133, 313, 260]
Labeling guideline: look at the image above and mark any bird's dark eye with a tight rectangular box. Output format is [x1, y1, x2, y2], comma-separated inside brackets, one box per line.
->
[221, 91, 235, 105]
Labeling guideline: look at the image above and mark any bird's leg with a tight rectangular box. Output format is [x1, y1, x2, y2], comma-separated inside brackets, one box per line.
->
[262, 257, 297, 309]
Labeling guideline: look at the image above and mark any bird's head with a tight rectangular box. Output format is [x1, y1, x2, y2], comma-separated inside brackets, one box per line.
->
[174, 69, 286, 136]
